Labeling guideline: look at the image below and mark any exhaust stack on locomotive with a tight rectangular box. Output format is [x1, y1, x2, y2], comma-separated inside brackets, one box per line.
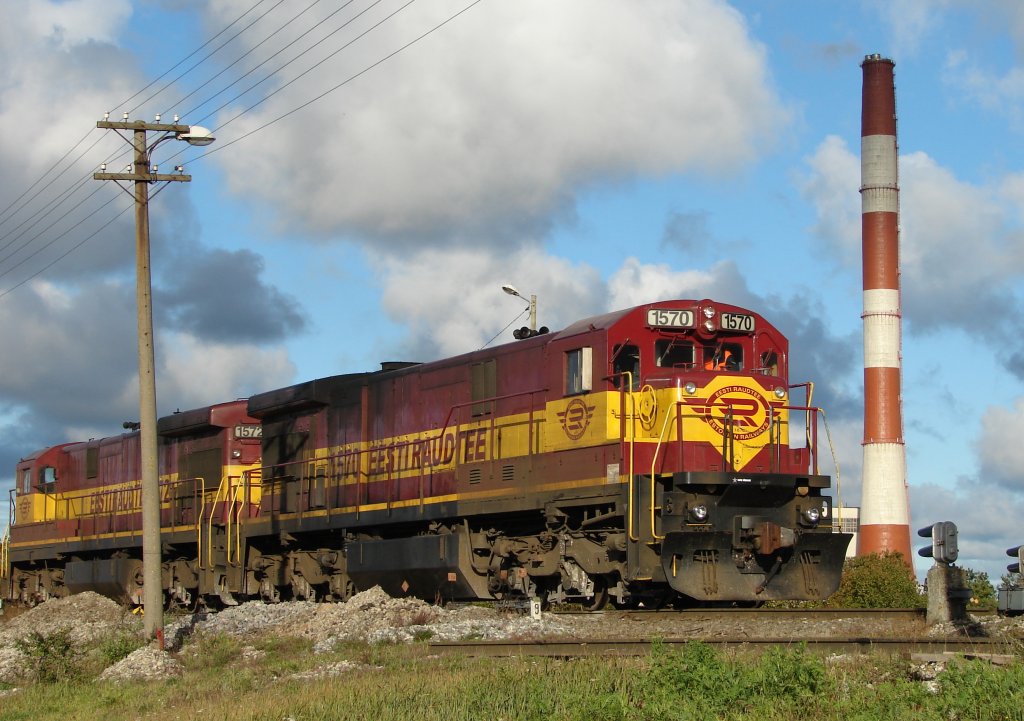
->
[858, 54, 913, 563]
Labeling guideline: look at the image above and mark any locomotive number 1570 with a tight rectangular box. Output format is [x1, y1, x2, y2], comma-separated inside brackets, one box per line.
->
[720, 313, 755, 331]
[646, 309, 694, 328]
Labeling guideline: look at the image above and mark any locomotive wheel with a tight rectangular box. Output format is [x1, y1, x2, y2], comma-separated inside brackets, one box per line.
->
[583, 578, 609, 611]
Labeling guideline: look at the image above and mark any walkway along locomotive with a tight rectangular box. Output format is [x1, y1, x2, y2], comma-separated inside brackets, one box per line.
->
[2, 299, 852, 608]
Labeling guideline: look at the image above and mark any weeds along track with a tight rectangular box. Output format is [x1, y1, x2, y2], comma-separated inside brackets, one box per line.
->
[428, 636, 1020, 658]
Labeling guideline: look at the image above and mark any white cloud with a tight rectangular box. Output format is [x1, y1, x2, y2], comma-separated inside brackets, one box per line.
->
[607, 258, 757, 311]
[802, 137, 1024, 338]
[0, 1, 140, 178]
[975, 399, 1024, 492]
[209, 0, 785, 244]
[23, 0, 132, 50]
[799, 135, 861, 267]
[373, 245, 604, 360]
[159, 332, 296, 411]
[869, 0, 954, 57]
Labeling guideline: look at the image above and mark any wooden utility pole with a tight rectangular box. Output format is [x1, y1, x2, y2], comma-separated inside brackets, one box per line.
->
[94, 117, 210, 642]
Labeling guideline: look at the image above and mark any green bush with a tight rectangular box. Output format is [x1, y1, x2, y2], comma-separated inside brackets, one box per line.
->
[962, 568, 997, 609]
[749, 645, 827, 701]
[97, 629, 144, 666]
[183, 632, 242, 671]
[14, 628, 82, 684]
[827, 551, 923, 608]
[933, 658, 1024, 720]
[640, 641, 832, 719]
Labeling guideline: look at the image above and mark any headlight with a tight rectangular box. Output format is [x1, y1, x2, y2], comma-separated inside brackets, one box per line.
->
[702, 306, 715, 319]
[703, 319, 715, 332]
[689, 504, 708, 522]
[802, 507, 821, 526]
[684, 382, 697, 395]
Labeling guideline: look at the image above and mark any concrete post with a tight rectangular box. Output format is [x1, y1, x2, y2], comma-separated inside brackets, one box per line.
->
[925, 565, 969, 625]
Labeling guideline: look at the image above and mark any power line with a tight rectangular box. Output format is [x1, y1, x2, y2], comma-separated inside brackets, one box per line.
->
[196, 0, 487, 157]
[116, 0, 273, 115]
[0, 186, 116, 281]
[0, 134, 114, 256]
[0, 201, 132, 300]
[0, 127, 96, 229]
[0, 0, 490, 293]
[170, 0, 360, 122]
[126, 0, 290, 116]
[0, 2, 280, 282]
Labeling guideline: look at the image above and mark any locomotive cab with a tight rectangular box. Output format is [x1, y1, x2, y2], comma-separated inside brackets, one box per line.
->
[11, 446, 70, 529]
[597, 299, 850, 601]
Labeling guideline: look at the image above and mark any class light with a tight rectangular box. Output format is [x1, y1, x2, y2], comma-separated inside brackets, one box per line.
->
[684, 382, 697, 395]
[774, 387, 786, 399]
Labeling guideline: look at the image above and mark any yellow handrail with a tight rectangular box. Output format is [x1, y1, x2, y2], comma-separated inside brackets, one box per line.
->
[193, 477, 208, 569]
[623, 372, 639, 542]
[649, 399, 687, 542]
[206, 475, 232, 569]
[816, 408, 842, 520]
[232, 469, 260, 565]
[226, 475, 246, 566]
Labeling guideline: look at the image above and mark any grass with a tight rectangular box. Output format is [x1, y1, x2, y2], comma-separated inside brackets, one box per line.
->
[0, 633, 1022, 721]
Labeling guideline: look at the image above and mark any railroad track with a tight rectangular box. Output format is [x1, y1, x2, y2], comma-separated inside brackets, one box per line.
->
[428, 636, 1020, 658]
[551, 607, 939, 622]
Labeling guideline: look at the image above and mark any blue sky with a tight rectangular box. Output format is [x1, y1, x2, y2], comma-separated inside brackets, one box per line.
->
[1, 0, 1022, 583]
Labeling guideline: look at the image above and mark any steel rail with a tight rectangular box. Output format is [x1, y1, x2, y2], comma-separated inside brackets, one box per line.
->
[549, 608, 998, 621]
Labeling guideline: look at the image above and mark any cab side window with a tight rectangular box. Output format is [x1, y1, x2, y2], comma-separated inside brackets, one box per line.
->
[566, 347, 593, 395]
[655, 340, 695, 369]
[612, 344, 640, 391]
[20, 468, 31, 494]
[38, 466, 56, 494]
[757, 350, 779, 376]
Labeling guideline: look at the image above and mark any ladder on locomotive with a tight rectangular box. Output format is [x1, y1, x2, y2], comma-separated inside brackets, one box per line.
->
[197, 470, 258, 571]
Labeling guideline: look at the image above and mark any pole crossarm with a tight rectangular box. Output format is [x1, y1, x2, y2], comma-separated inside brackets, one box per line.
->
[94, 173, 192, 183]
[97, 120, 192, 133]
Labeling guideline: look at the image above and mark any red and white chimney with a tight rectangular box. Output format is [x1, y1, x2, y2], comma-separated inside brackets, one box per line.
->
[858, 54, 913, 564]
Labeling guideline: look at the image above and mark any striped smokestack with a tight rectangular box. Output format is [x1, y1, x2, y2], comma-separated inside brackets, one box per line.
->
[858, 54, 913, 564]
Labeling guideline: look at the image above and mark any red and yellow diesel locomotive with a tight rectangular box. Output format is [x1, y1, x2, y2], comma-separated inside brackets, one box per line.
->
[3, 401, 261, 606]
[3, 299, 851, 608]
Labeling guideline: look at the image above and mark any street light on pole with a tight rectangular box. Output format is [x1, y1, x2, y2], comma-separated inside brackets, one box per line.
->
[94, 115, 214, 643]
[501, 284, 536, 333]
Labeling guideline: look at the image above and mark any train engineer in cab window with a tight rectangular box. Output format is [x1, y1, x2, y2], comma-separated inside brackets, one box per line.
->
[703, 343, 742, 371]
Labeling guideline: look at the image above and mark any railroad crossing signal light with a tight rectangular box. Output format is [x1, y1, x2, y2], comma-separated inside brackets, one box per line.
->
[917, 521, 959, 565]
[1008, 544, 1024, 575]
